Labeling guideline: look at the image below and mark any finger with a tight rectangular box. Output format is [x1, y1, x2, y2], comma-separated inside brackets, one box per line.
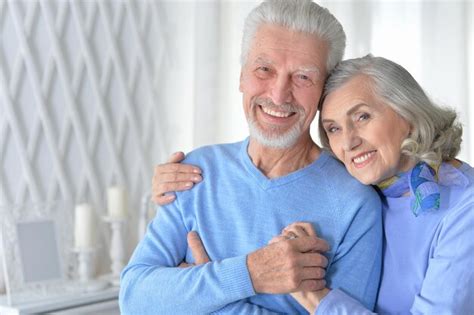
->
[155, 163, 201, 175]
[298, 252, 329, 268]
[281, 231, 298, 240]
[153, 194, 176, 206]
[269, 235, 287, 244]
[298, 266, 326, 281]
[167, 151, 186, 163]
[285, 222, 317, 237]
[293, 236, 330, 253]
[155, 182, 195, 196]
[178, 262, 193, 268]
[187, 231, 210, 264]
[297, 279, 327, 292]
[282, 225, 309, 238]
[159, 172, 202, 184]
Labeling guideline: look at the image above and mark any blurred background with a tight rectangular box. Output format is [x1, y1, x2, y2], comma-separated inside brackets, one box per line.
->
[0, 0, 473, 298]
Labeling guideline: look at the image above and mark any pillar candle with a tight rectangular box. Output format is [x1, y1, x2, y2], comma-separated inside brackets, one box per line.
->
[107, 186, 127, 219]
[74, 203, 94, 248]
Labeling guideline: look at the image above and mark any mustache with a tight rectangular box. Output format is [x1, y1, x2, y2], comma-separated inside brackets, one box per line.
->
[252, 97, 303, 114]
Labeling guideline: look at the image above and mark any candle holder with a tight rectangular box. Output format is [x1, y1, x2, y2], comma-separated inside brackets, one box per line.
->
[72, 247, 109, 292]
[103, 216, 126, 286]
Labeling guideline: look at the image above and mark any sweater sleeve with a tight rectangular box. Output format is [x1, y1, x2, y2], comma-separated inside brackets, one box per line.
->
[119, 201, 257, 314]
[316, 192, 474, 315]
[316, 289, 376, 315]
[323, 193, 383, 311]
[212, 300, 285, 314]
[409, 199, 474, 314]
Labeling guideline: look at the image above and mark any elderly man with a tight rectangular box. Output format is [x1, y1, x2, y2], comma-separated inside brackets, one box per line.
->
[120, 0, 381, 314]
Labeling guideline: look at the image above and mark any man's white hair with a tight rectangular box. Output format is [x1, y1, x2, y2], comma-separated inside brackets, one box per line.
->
[241, 0, 346, 73]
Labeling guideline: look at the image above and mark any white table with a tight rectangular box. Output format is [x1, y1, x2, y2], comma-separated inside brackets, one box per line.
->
[0, 286, 119, 315]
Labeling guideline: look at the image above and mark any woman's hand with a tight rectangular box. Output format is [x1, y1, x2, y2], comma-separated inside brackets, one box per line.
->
[152, 152, 203, 205]
[271, 222, 331, 314]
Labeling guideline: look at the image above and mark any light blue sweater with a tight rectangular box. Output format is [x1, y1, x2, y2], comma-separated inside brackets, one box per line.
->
[317, 162, 474, 315]
[120, 139, 383, 314]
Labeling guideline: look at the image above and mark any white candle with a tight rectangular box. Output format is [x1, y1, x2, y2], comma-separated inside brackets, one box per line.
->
[107, 186, 127, 219]
[74, 203, 94, 248]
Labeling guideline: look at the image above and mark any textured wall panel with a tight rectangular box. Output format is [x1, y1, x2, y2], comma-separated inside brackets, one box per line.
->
[0, 0, 168, 262]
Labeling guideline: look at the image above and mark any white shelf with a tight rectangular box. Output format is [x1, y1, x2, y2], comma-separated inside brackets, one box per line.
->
[0, 286, 119, 315]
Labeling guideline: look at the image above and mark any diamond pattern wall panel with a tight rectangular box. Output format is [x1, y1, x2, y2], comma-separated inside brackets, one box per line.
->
[0, 0, 168, 252]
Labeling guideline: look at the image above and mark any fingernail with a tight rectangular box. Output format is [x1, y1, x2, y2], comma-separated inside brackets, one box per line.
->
[193, 176, 201, 181]
[193, 168, 201, 174]
[166, 195, 175, 200]
[185, 182, 193, 187]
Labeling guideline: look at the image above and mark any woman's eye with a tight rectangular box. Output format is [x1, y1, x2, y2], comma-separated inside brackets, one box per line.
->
[326, 126, 339, 134]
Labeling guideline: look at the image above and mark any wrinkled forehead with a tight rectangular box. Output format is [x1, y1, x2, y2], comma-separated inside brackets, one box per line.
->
[247, 24, 329, 70]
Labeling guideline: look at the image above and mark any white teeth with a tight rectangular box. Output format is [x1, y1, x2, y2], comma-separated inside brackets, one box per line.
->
[261, 106, 291, 118]
[353, 151, 375, 164]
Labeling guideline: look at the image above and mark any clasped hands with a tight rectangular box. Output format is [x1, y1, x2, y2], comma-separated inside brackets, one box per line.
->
[180, 222, 330, 313]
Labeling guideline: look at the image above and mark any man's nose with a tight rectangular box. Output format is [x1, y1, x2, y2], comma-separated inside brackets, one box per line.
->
[270, 75, 293, 105]
[342, 127, 362, 151]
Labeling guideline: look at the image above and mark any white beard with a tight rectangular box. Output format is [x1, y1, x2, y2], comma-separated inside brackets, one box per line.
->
[246, 97, 306, 149]
[247, 118, 304, 149]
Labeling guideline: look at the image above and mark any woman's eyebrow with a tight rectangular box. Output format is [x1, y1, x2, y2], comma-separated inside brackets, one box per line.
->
[321, 103, 369, 124]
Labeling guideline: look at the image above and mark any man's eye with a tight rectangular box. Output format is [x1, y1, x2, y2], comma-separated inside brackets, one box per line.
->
[255, 66, 272, 78]
[297, 74, 309, 80]
[293, 74, 313, 87]
[357, 113, 370, 121]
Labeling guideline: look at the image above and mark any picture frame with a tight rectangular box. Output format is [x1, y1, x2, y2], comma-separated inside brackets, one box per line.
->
[0, 200, 74, 305]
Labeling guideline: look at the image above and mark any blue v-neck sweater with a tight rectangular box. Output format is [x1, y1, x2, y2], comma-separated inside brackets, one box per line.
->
[120, 139, 382, 314]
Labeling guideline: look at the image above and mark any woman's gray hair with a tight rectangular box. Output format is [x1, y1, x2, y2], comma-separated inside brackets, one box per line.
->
[241, 0, 346, 73]
[319, 55, 463, 164]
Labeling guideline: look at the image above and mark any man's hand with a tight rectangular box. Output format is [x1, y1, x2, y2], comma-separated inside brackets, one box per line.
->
[179, 231, 210, 268]
[152, 152, 202, 206]
[187, 231, 210, 264]
[278, 222, 331, 313]
[247, 229, 329, 294]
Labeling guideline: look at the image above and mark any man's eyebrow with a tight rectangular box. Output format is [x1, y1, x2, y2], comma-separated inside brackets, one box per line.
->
[321, 103, 369, 123]
[254, 57, 274, 65]
[252, 57, 321, 75]
[296, 66, 320, 75]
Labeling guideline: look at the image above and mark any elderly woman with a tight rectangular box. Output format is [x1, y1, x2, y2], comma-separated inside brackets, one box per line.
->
[151, 55, 474, 314]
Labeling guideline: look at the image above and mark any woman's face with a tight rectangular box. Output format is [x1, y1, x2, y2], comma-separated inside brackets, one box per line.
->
[320, 75, 413, 185]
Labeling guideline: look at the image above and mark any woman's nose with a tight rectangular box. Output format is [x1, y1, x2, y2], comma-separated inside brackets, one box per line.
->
[342, 128, 362, 151]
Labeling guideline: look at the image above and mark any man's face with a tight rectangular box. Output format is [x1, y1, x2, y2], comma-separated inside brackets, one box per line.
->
[240, 24, 328, 149]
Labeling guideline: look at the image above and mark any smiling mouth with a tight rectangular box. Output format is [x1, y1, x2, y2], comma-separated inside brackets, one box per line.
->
[352, 150, 376, 167]
[260, 105, 296, 118]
